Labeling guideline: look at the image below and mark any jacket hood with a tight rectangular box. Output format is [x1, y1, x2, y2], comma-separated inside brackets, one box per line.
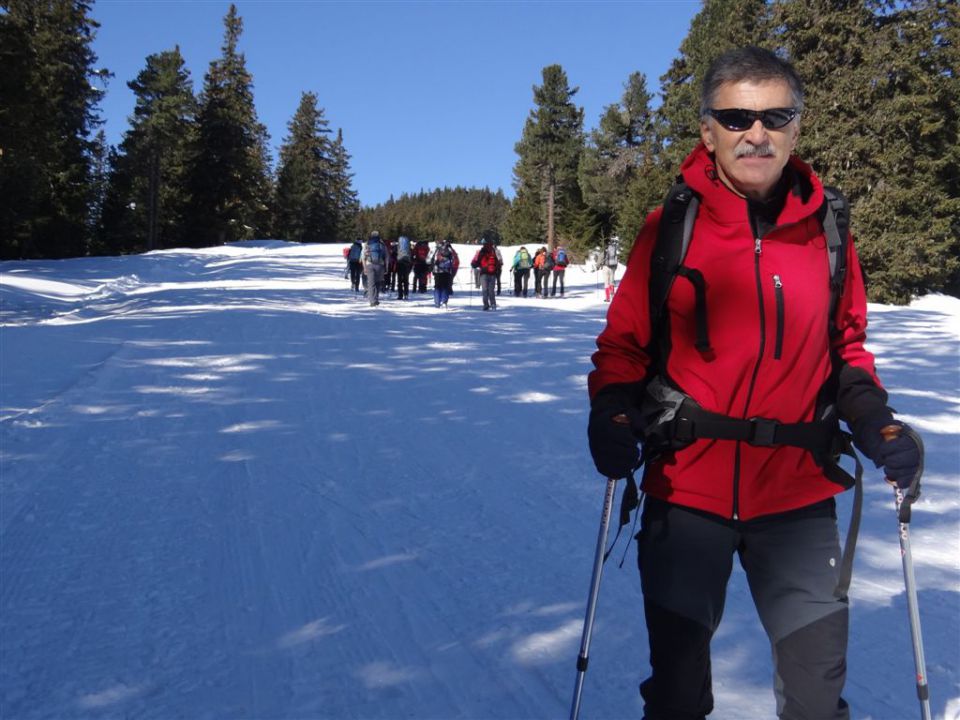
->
[680, 142, 825, 228]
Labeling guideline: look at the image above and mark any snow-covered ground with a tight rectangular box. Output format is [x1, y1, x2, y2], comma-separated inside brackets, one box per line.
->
[1, 241, 958, 719]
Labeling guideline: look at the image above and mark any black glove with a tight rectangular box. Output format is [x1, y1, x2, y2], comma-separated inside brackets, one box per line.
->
[588, 386, 643, 479]
[852, 412, 923, 490]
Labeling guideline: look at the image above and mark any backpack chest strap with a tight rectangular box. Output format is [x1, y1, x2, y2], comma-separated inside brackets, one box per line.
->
[671, 401, 836, 453]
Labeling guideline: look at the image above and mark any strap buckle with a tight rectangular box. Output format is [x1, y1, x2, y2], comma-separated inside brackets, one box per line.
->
[748, 417, 779, 446]
[673, 416, 695, 443]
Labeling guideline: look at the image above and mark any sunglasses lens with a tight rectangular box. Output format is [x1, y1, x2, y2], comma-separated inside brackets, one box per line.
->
[760, 108, 795, 128]
[713, 109, 753, 130]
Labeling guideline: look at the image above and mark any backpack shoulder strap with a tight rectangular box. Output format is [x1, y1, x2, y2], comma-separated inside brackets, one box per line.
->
[649, 179, 699, 337]
[819, 186, 850, 335]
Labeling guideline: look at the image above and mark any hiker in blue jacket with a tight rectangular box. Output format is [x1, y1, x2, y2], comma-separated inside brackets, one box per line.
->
[551, 245, 569, 297]
[362, 231, 388, 307]
[428, 239, 459, 308]
[346, 240, 363, 293]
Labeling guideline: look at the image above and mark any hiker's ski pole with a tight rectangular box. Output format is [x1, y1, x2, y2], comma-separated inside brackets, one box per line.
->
[881, 424, 931, 720]
[570, 477, 617, 720]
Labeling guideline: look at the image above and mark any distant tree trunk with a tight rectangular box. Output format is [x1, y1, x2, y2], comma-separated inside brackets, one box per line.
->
[147, 151, 160, 251]
[546, 181, 555, 250]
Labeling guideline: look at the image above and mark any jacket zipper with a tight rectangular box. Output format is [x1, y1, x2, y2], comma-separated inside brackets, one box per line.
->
[734, 237, 768, 519]
[773, 274, 784, 360]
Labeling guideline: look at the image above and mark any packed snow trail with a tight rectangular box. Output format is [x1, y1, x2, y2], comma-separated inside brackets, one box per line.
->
[1, 242, 957, 719]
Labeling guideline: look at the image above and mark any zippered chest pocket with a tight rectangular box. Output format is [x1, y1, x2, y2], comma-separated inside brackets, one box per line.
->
[773, 274, 784, 360]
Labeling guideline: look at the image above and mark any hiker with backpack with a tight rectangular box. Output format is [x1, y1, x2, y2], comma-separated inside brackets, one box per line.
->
[470, 237, 502, 311]
[396, 235, 413, 300]
[551, 245, 569, 297]
[586, 47, 923, 720]
[512, 246, 533, 297]
[362, 230, 388, 307]
[412, 239, 431, 293]
[533, 247, 548, 298]
[346, 239, 364, 294]
[384, 238, 398, 293]
[602, 238, 619, 302]
[428, 239, 459, 308]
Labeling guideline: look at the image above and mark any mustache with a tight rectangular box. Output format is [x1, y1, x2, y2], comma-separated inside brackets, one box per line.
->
[735, 143, 776, 158]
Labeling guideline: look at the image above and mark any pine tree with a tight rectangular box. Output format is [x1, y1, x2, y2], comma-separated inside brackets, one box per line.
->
[0, 0, 105, 259]
[330, 129, 360, 243]
[274, 92, 336, 243]
[98, 47, 196, 253]
[184, 4, 272, 246]
[507, 65, 585, 250]
[579, 72, 663, 249]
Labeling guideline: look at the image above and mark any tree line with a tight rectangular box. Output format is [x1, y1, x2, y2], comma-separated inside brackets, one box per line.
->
[357, 187, 510, 246]
[0, 0, 956, 303]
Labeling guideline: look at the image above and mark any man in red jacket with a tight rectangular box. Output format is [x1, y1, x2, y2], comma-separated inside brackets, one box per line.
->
[587, 47, 922, 720]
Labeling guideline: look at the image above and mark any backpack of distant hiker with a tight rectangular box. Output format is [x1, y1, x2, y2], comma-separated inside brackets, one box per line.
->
[543, 252, 556, 272]
[414, 241, 430, 263]
[479, 247, 498, 274]
[605, 243, 619, 268]
[517, 248, 532, 270]
[365, 239, 385, 265]
[348, 242, 362, 262]
[434, 245, 454, 273]
[555, 248, 568, 267]
[398, 236, 411, 260]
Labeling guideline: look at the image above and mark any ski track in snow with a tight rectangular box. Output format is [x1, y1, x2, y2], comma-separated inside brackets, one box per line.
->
[1, 242, 958, 719]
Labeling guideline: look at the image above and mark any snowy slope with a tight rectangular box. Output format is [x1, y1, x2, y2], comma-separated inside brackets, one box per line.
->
[1, 242, 958, 719]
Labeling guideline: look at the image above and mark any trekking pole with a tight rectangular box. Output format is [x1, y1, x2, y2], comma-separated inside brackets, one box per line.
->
[881, 424, 931, 720]
[570, 477, 617, 720]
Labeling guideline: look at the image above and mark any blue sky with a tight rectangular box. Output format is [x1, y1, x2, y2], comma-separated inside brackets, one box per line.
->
[90, 1, 701, 208]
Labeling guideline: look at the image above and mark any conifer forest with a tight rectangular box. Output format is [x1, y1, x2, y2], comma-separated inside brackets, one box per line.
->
[0, 0, 956, 303]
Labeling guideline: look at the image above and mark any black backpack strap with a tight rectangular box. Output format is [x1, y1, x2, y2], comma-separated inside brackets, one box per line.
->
[820, 186, 850, 336]
[833, 434, 864, 600]
[650, 181, 700, 337]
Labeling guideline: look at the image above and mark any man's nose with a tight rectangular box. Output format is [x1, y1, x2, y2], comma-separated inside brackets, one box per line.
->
[744, 119, 769, 142]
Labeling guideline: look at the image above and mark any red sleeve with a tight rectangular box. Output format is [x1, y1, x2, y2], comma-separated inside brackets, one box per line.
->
[832, 234, 891, 421]
[587, 208, 663, 400]
[831, 235, 883, 385]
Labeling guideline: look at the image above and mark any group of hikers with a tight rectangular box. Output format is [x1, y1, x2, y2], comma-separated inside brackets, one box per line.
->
[343, 232, 463, 308]
[343, 233, 622, 310]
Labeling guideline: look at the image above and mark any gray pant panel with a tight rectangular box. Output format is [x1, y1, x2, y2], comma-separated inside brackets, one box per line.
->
[740, 505, 847, 643]
[480, 274, 496, 307]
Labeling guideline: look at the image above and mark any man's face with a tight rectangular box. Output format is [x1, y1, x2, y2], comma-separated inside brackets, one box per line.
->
[700, 79, 800, 201]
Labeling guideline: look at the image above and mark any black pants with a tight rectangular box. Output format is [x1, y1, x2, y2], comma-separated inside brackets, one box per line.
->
[551, 268, 565, 296]
[637, 497, 849, 720]
[514, 269, 530, 296]
[413, 262, 429, 292]
[396, 259, 412, 298]
[348, 261, 363, 291]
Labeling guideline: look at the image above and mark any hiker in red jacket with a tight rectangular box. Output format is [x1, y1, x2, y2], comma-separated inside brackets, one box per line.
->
[587, 47, 923, 720]
[470, 236, 502, 311]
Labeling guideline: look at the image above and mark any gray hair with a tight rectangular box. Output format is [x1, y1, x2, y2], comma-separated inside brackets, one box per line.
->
[700, 46, 804, 119]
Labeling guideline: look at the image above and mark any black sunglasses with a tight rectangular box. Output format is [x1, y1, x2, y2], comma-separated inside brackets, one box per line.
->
[706, 107, 798, 131]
